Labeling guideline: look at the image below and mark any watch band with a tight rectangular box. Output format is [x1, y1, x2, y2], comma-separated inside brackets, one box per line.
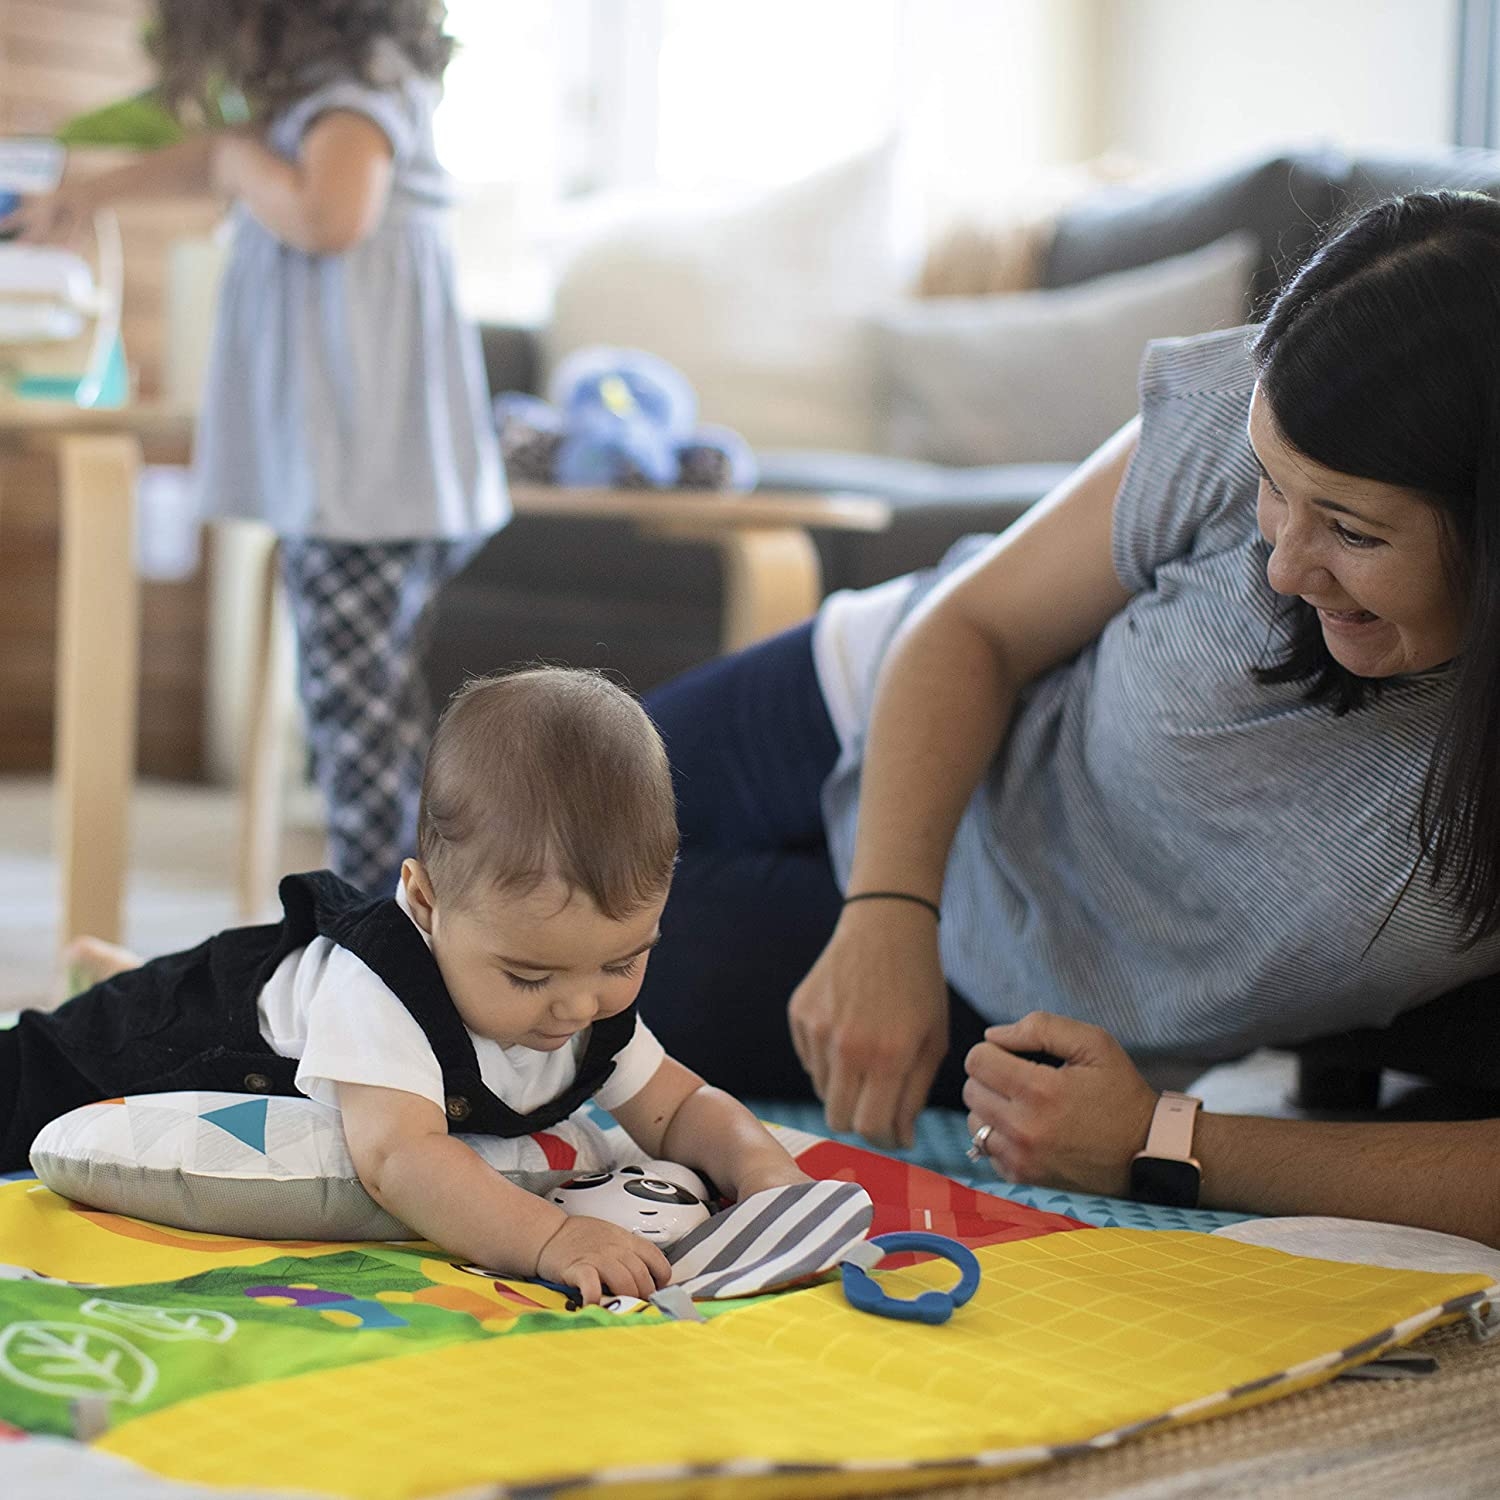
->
[1141, 1090, 1202, 1161]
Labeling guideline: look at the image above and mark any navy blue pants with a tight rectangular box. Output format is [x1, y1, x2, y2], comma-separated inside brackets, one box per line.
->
[638, 623, 985, 1106]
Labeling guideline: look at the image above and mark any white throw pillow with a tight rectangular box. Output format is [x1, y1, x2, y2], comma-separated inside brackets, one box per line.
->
[868, 232, 1258, 465]
[545, 141, 918, 453]
[29, 1092, 622, 1242]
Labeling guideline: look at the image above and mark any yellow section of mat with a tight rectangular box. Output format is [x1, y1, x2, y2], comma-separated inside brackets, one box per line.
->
[1, 1181, 1491, 1498]
[81, 1227, 1488, 1499]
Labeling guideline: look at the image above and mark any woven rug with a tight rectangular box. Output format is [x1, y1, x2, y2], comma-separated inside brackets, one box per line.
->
[913, 1316, 1498, 1499]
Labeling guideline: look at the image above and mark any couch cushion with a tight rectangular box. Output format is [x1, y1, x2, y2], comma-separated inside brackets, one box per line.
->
[1042, 150, 1344, 311]
[869, 233, 1256, 466]
[545, 141, 917, 453]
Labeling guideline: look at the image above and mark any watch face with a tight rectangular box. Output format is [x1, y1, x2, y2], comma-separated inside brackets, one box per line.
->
[1129, 1155, 1201, 1209]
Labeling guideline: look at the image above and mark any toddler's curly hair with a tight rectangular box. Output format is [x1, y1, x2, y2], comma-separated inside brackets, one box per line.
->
[150, 0, 454, 119]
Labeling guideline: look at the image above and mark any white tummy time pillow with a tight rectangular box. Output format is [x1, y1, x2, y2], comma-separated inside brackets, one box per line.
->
[29, 1091, 620, 1241]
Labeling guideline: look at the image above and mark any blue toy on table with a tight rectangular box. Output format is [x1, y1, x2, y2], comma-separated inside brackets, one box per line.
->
[494, 346, 757, 492]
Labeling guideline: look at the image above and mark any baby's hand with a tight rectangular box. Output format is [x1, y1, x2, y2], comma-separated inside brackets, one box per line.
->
[536, 1215, 672, 1306]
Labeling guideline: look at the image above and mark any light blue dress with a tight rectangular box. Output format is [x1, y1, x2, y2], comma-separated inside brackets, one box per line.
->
[191, 48, 507, 542]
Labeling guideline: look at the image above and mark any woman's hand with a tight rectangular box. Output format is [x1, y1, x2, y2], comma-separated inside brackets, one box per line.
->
[789, 902, 949, 1149]
[963, 1011, 1157, 1196]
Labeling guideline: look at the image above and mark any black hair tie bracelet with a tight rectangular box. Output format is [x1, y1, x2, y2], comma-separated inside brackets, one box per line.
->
[842, 890, 941, 921]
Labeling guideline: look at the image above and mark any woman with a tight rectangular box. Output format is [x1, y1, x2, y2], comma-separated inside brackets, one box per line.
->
[638, 191, 1500, 1246]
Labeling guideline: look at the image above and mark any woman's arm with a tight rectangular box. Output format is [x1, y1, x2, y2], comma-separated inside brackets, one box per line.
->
[1195, 1112, 1500, 1244]
[964, 1012, 1500, 1247]
[790, 420, 1141, 1148]
[215, 110, 394, 255]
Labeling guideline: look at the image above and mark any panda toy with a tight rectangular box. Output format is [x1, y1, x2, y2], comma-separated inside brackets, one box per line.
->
[549, 1160, 713, 1249]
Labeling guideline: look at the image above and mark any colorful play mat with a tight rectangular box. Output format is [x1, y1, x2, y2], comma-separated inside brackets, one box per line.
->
[0, 1108, 1493, 1499]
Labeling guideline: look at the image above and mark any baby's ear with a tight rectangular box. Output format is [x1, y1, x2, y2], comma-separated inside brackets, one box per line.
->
[401, 859, 438, 934]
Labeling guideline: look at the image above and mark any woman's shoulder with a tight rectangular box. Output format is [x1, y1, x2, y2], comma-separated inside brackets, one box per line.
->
[1111, 327, 1261, 591]
[1138, 325, 1259, 411]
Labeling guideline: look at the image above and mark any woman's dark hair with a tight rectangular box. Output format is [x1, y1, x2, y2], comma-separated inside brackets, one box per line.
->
[150, 1, 454, 120]
[1251, 190, 1500, 945]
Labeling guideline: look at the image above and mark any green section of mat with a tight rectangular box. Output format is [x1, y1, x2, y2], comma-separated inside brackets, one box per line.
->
[749, 1101, 1256, 1232]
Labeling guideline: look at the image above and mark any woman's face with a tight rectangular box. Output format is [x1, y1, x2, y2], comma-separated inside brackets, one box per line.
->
[1247, 386, 1464, 677]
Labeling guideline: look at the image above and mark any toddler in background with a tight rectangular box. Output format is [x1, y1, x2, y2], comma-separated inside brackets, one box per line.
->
[5, 0, 507, 895]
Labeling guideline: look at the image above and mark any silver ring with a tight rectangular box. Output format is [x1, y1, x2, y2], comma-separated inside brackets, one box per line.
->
[965, 1123, 993, 1161]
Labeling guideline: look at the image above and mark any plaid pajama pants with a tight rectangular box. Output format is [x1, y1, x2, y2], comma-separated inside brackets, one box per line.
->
[278, 537, 480, 896]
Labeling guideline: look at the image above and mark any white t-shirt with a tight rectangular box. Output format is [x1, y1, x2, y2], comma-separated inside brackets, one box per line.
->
[811, 573, 918, 752]
[254, 885, 666, 1116]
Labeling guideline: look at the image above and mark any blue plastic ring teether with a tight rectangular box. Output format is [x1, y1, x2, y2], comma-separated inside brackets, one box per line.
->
[839, 1231, 982, 1325]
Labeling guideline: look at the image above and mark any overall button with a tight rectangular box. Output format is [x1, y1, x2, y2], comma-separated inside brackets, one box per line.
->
[446, 1096, 471, 1122]
[243, 1073, 271, 1092]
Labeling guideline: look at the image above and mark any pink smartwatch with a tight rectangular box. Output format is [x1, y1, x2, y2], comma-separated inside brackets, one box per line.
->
[1128, 1090, 1203, 1208]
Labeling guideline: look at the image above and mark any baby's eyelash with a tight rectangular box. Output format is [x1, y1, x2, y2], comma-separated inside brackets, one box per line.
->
[505, 972, 549, 992]
[603, 957, 641, 980]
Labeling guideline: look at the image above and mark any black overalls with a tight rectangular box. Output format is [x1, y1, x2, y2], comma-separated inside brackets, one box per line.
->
[0, 871, 638, 1171]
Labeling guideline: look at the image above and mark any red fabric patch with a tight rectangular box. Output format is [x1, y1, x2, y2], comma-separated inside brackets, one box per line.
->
[796, 1140, 1085, 1261]
[533, 1132, 577, 1171]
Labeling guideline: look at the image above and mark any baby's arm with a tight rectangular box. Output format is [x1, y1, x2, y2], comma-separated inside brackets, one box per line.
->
[215, 111, 393, 255]
[338, 1082, 670, 1303]
[612, 1058, 811, 1201]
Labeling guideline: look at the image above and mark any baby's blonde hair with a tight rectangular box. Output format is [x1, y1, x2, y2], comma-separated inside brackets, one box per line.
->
[417, 668, 678, 918]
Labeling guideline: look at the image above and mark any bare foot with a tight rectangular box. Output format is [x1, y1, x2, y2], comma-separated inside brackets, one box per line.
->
[61, 936, 143, 993]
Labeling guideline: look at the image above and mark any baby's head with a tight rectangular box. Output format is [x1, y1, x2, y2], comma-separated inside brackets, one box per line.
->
[401, 668, 678, 1051]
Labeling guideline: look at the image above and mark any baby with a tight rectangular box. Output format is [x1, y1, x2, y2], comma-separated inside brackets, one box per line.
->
[1, 668, 809, 1303]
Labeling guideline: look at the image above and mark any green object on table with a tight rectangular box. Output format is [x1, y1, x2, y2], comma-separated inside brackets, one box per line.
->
[56, 92, 185, 150]
[56, 77, 247, 152]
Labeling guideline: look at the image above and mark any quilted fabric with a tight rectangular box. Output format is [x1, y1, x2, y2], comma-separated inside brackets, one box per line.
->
[752, 1102, 1257, 1230]
[0, 1171, 1489, 1500]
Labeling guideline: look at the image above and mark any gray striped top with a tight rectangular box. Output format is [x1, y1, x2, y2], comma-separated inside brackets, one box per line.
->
[820, 327, 1500, 1066]
[191, 44, 507, 542]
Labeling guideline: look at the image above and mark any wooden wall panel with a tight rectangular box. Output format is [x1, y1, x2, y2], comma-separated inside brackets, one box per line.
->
[0, 0, 212, 781]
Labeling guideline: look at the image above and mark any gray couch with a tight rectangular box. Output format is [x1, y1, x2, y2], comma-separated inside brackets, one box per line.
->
[427, 144, 1500, 702]
[425, 144, 1500, 1103]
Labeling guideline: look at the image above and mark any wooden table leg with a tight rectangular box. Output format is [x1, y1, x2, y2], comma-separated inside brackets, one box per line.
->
[646, 522, 823, 653]
[715, 527, 823, 652]
[235, 531, 287, 918]
[54, 434, 142, 944]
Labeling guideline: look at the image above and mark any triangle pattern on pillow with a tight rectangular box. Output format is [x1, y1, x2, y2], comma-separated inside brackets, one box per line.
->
[201, 1099, 269, 1155]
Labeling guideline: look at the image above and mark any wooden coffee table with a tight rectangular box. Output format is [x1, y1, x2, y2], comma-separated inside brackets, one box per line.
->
[506, 482, 891, 651]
